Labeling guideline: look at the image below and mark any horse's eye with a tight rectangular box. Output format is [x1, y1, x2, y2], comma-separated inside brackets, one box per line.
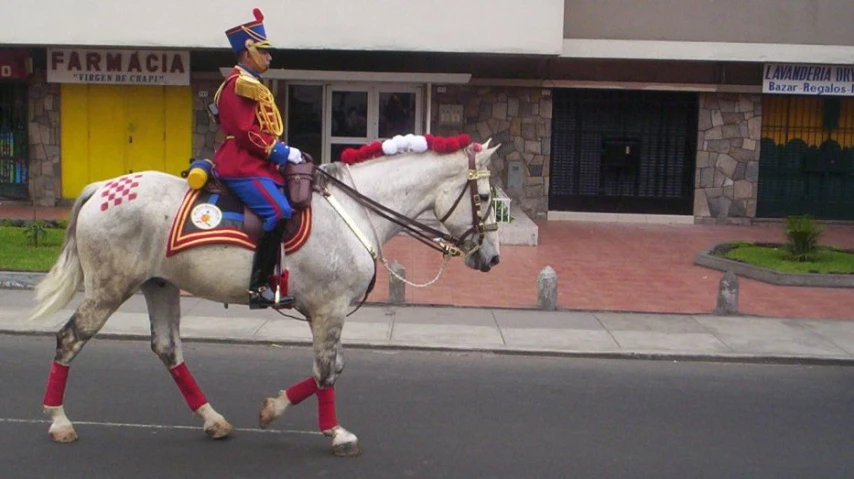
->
[478, 194, 490, 202]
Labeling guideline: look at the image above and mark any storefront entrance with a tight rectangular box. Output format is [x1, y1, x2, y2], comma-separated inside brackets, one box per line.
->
[0, 49, 31, 200]
[60, 84, 192, 197]
[0, 82, 28, 199]
[278, 82, 422, 163]
[757, 95, 854, 220]
[548, 89, 698, 215]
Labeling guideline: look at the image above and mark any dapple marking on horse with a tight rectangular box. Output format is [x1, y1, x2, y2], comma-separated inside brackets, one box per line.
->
[29, 141, 501, 456]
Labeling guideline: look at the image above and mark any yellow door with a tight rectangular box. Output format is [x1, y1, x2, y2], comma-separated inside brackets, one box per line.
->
[88, 85, 128, 182]
[60, 84, 192, 198]
[59, 84, 90, 198]
[163, 86, 193, 177]
[126, 85, 165, 175]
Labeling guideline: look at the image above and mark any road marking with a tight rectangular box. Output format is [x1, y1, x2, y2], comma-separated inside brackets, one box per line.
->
[0, 418, 321, 436]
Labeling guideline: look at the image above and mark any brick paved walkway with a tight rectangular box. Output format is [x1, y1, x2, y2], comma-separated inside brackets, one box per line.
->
[375, 221, 854, 320]
[2, 203, 853, 320]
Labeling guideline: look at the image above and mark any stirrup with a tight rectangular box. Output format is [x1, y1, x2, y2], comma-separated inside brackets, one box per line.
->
[249, 286, 294, 310]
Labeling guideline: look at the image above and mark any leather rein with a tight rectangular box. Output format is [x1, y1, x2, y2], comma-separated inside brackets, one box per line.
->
[315, 145, 498, 259]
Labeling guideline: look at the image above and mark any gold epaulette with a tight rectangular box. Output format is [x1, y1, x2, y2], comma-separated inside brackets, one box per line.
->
[234, 74, 267, 101]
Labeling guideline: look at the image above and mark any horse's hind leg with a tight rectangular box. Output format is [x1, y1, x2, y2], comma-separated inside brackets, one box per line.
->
[142, 279, 232, 439]
[43, 291, 129, 442]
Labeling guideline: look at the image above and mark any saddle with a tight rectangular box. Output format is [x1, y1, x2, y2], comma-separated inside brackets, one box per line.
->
[203, 161, 317, 244]
[166, 160, 320, 258]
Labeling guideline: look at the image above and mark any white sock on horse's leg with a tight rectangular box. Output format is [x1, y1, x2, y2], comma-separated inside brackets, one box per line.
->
[259, 377, 318, 429]
[44, 405, 77, 442]
[317, 387, 360, 456]
[169, 362, 232, 439]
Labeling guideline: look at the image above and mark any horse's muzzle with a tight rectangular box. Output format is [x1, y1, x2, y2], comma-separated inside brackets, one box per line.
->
[479, 254, 500, 272]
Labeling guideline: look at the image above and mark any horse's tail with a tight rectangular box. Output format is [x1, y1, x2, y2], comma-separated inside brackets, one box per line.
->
[29, 181, 104, 322]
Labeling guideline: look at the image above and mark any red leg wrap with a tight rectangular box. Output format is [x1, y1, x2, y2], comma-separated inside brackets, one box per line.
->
[169, 363, 208, 412]
[317, 387, 338, 432]
[285, 377, 319, 405]
[43, 361, 70, 407]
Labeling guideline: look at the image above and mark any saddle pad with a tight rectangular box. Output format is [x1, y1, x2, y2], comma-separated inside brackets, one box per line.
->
[166, 188, 312, 257]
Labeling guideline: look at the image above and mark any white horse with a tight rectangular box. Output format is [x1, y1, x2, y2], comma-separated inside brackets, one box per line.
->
[28, 140, 501, 456]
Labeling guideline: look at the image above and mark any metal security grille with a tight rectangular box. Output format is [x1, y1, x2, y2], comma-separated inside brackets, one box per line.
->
[757, 96, 854, 220]
[549, 89, 698, 214]
[0, 82, 29, 199]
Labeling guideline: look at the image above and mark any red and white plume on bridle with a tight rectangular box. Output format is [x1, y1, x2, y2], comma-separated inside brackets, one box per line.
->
[340, 133, 473, 165]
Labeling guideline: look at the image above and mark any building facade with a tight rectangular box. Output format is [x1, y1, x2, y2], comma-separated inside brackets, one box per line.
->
[2, 0, 852, 223]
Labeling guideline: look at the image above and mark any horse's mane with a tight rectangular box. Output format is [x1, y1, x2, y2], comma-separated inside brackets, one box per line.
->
[319, 148, 461, 180]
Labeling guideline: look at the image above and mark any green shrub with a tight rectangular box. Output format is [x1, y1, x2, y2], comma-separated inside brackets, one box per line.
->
[23, 220, 48, 248]
[784, 215, 825, 261]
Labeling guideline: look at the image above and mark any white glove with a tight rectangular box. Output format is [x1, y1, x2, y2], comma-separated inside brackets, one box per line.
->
[287, 147, 305, 164]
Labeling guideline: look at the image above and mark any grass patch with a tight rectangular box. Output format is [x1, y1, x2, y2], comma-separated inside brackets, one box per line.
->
[716, 242, 854, 275]
[0, 226, 65, 272]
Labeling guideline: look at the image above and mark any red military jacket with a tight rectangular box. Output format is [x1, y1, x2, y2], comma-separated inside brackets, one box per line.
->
[212, 66, 285, 183]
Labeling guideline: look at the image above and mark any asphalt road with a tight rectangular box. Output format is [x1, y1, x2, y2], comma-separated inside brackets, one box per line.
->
[2, 335, 854, 479]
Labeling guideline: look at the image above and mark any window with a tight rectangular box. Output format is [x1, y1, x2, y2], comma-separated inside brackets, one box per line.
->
[0, 82, 28, 199]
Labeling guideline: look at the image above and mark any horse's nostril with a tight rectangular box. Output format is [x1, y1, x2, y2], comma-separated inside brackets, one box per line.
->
[489, 255, 500, 267]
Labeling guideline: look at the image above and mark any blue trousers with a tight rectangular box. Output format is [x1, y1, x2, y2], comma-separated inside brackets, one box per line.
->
[222, 177, 292, 232]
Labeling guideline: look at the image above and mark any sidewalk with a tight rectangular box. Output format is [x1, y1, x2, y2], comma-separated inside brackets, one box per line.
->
[3, 203, 854, 320]
[3, 289, 854, 364]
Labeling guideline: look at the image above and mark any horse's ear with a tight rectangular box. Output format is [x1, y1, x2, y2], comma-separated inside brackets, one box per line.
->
[476, 141, 501, 167]
[481, 138, 492, 150]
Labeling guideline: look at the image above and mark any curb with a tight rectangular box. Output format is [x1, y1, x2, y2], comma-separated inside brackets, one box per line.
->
[694, 244, 854, 288]
[0, 272, 44, 290]
[4, 328, 854, 367]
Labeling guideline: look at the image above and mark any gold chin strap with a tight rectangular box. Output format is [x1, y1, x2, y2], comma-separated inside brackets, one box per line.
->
[246, 45, 269, 73]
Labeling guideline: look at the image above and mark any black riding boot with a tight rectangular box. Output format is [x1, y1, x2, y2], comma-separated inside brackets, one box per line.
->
[249, 229, 294, 309]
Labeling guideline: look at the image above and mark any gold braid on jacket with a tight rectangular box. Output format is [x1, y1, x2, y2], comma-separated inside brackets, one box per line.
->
[214, 69, 283, 137]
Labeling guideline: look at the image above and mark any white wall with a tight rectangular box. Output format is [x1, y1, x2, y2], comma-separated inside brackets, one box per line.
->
[2, 0, 565, 55]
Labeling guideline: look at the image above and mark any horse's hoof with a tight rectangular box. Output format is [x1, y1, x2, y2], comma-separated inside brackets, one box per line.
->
[333, 440, 361, 457]
[44, 405, 77, 443]
[327, 426, 360, 457]
[49, 425, 78, 443]
[258, 393, 289, 429]
[204, 419, 233, 439]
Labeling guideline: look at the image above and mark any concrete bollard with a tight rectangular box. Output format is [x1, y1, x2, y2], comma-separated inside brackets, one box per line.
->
[389, 260, 406, 304]
[537, 266, 558, 311]
[715, 270, 739, 315]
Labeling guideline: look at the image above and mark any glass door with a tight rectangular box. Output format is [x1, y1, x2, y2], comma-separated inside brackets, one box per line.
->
[377, 85, 422, 140]
[326, 84, 423, 163]
[327, 85, 372, 164]
[280, 82, 424, 164]
[282, 84, 323, 163]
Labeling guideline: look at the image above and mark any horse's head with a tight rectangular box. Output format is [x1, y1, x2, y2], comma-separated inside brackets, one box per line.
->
[434, 139, 502, 272]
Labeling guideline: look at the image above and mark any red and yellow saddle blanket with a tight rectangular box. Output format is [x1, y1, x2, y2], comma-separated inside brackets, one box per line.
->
[166, 188, 312, 257]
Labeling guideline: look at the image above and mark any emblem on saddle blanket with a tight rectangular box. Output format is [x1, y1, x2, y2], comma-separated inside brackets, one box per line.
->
[166, 189, 311, 257]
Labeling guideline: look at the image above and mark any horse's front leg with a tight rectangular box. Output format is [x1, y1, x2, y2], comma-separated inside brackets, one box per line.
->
[258, 314, 358, 456]
[310, 314, 359, 456]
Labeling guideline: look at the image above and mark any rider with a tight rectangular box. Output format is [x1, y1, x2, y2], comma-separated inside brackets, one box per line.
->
[214, 8, 303, 309]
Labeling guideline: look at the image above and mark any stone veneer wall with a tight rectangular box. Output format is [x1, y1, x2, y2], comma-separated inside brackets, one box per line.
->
[430, 86, 552, 219]
[27, 69, 62, 206]
[694, 93, 762, 225]
[191, 76, 226, 159]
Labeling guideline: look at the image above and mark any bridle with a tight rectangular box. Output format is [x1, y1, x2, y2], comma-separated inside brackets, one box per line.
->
[435, 144, 498, 258]
[315, 144, 498, 259]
